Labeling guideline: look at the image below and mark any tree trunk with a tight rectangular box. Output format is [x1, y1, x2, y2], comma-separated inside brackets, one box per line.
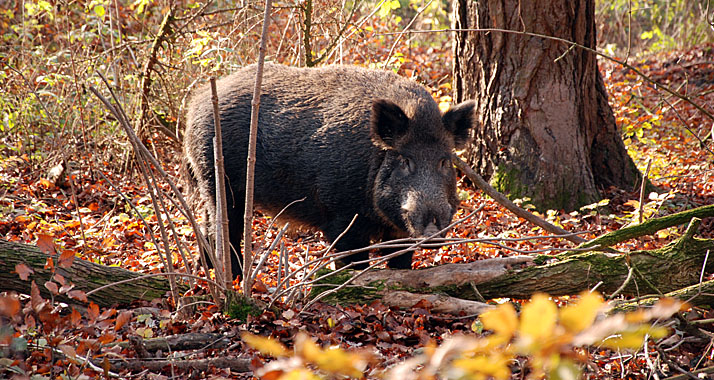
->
[0, 240, 185, 308]
[452, 0, 640, 211]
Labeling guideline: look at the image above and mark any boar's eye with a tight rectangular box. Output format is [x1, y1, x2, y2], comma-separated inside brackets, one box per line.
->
[398, 156, 416, 175]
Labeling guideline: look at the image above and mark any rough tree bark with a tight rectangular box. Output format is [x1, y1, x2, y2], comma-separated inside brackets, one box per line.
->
[452, 0, 640, 211]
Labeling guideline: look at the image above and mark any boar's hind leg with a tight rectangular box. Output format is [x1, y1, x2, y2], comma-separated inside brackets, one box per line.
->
[226, 206, 244, 279]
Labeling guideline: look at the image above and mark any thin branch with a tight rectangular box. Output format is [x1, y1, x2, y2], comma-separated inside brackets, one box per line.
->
[381, 27, 714, 127]
[383, 0, 433, 68]
[452, 154, 587, 244]
[243, 0, 273, 296]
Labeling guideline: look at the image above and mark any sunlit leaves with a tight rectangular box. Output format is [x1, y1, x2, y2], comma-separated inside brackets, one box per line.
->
[242, 332, 288, 358]
[24, 1, 54, 21]
[245, 332, 371, 379]
[456, 293, 676, 379]
[600, 325, 669, 350]
[378, 0, 401, 18]
[451, 352, 511, 380]
[479, 302, 517, 343]
[132, 0, 152, 15]
[519, 293, 558, 344]
[87, 0, 108, 21]
[560, 292, 604, 333]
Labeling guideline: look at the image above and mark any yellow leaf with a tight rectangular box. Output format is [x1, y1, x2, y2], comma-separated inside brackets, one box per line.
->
[550, 358, 581, 380]
[241, 332, 287, 358]
[278, 369, 321, 380]
[438, 101, 451, 113]
[296, 333, 366, 378]
[520, 294, 557, 341]
[600, 326, 669, 350]
[560, 292, 604, 333]
[452, 353, 511, 380]
[136, 327, 153, 339]
[480, 303, 517, 340]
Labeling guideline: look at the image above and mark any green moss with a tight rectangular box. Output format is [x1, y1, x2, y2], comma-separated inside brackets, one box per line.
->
[490, 164, 527, 201]
[490, 163, 598, 212]
[225, 293, 262, 321]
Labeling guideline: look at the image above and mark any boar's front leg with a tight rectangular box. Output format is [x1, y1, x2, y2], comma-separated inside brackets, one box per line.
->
[382, 230, 413, 269]
[322, 217, 373, 270]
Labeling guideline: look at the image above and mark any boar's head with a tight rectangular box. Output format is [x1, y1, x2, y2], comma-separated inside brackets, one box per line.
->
[370, 98, 476, 239]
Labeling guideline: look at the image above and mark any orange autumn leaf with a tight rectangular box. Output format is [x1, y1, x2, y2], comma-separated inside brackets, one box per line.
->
[15, 263, 34, 281]
[36, 233, 56, 255]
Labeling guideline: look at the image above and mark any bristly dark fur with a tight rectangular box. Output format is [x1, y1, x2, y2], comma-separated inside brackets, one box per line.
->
[184, 63, 475, 275]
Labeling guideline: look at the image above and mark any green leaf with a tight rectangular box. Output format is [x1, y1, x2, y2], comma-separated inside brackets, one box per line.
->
[378, 0, 400, 18]
[132, 0, 152, 15]
[93, 5, 105, 19]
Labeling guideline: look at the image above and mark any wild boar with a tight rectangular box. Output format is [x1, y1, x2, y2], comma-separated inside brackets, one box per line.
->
[184, 63, 474, 275]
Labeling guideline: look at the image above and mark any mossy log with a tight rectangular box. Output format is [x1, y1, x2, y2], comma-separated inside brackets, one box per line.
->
[313, 218, 713, 307]
[612, 278, 714, 312]
[574, 203, 714, 251]
[0, 240, 187, 308]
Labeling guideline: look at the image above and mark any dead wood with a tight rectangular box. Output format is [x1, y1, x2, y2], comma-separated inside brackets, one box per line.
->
[110, 356, 251, 372]
[574, 203, 714, 251]
[452, 155, 587, 245]
[381, 291, 493, 315]
[310, 256, 533, 309]
[0, 240, 187, 308]
[116, 333, 231, 353]
[312, 217, 713, 308]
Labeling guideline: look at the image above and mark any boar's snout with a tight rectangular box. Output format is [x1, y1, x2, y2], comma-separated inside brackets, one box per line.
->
[423, 222, 441, 238]
[400, 189, 455, 239]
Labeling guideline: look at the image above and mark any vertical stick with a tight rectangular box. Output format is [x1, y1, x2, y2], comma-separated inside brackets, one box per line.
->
[638, 158, 653, 224]
[243, 0, 273, 297]
[211, 78, 232, 292]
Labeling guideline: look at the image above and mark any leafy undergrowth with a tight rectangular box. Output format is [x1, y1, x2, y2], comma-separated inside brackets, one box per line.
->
[3, 35, 714, 380]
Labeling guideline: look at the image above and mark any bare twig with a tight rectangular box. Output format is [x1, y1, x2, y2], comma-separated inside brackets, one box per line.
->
[250, 223, 290, 284]
[383, 0, 433, 68]
[211, 77, 232, 291]
[243, 0, 273, 296]
[639, 158, 653, 224]
[452, 154, 587, 244]
[383, 27, 714, 127]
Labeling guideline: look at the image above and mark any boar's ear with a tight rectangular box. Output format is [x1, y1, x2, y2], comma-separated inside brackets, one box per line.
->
[442, 100, 475, 149]
[370, 99, 409, 149]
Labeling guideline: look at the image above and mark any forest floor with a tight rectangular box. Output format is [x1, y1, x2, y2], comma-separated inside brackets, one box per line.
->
[2, 44, 714, 378]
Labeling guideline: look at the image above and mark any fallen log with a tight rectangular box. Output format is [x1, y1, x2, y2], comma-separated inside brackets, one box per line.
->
[111, 356, 251, 373]
[574, 203, 714, 251]
[114, 333, 232, 353]
[312, 218, 713, 307]
[0, 240, 187, 308]
[480, 218, 713, 299]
